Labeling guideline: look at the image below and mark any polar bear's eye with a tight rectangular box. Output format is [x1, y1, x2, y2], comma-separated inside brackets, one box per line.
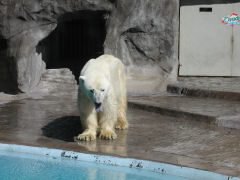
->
[100, 89, 105, 92]
[90, 89, 94, 93]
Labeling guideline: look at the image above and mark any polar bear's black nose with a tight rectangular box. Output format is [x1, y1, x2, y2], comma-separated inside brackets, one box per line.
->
[95, 102, 101, 108]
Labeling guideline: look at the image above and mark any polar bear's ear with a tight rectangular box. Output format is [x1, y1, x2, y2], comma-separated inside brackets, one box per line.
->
[79, 76, 86, 82]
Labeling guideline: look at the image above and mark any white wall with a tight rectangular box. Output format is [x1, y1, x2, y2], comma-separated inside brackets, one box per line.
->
[179, 3, 240, 76]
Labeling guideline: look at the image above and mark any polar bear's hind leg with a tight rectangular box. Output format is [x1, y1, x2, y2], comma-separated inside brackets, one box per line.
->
[115, 63, 128, 130]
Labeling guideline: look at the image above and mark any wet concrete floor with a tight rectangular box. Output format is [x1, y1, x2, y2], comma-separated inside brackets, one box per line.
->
[0, 96, 240, 177]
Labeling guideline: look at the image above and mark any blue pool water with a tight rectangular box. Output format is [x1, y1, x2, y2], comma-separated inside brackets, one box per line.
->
[0, 150, 191, 180]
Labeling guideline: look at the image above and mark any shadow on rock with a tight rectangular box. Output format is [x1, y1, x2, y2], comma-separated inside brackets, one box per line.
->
[42, 116, 83, 142]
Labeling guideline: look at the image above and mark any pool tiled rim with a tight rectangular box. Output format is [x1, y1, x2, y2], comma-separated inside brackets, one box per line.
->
[0, 143, 238, 180]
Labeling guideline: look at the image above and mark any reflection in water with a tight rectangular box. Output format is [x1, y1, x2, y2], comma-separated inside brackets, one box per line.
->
[75, 128, 128, 157]
[86, 168, 126, 180]
[0, 102, 19, 131]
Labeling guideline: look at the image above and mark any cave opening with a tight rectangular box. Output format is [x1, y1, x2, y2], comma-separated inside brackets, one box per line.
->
[37, 11, 108, 83]
[0, 35, 19, 94]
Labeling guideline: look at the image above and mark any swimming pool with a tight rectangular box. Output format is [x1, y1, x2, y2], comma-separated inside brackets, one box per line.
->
[0, 144, 238, 180]
[0, 150, 189, 180]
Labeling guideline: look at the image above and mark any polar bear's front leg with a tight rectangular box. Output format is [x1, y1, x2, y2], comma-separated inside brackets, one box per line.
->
[99, 123, 117, 140]
[77, 113, 98, 141]
[99, 108, 117, 140]
[98, 90, 118, 140]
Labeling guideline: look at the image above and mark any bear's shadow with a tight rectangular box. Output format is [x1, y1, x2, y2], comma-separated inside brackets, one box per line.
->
[42, 116, 83, 142]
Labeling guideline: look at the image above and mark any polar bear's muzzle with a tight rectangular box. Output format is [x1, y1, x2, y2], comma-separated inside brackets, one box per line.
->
[94, 102, 103, 113]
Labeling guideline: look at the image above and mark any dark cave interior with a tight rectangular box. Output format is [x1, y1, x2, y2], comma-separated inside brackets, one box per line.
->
[37, 11, 107, 83]
[0, 35, 18, 94]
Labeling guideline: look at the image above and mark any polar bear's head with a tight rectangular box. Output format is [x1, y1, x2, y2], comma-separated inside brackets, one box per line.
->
[79, 75, 110, 112]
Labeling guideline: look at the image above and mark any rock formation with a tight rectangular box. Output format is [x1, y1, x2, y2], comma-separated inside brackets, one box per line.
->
[0, 0, 179, 95]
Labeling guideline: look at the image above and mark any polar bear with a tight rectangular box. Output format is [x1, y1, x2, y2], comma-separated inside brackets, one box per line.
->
[77, 54, 128, 141]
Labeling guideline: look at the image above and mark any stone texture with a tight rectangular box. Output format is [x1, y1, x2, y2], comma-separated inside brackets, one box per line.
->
[0, 0, 179, 94]
[0, 68, 77, 105]
[30, 68, 78, 99]
[104, 0, 179, 93]
[0, 92, 26, 104]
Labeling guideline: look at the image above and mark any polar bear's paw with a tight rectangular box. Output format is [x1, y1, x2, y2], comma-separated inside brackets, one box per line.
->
[115, 119, 128, 130]
[99, 129, 117, 140]
[77, 132, 96, 141]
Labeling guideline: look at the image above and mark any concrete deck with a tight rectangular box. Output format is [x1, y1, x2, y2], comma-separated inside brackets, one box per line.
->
[128, 94, 240, 129]
[0, 95, 240, 177]
[168, 77, 240, 100]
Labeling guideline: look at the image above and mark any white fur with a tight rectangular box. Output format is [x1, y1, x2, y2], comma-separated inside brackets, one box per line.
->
[77, 54, 128, 141]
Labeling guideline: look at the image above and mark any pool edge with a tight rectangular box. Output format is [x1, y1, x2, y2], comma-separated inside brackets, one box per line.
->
[0, 143, 238, 180]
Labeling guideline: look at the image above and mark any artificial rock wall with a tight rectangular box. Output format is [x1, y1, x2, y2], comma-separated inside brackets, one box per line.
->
[0, 0, 179, 94]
